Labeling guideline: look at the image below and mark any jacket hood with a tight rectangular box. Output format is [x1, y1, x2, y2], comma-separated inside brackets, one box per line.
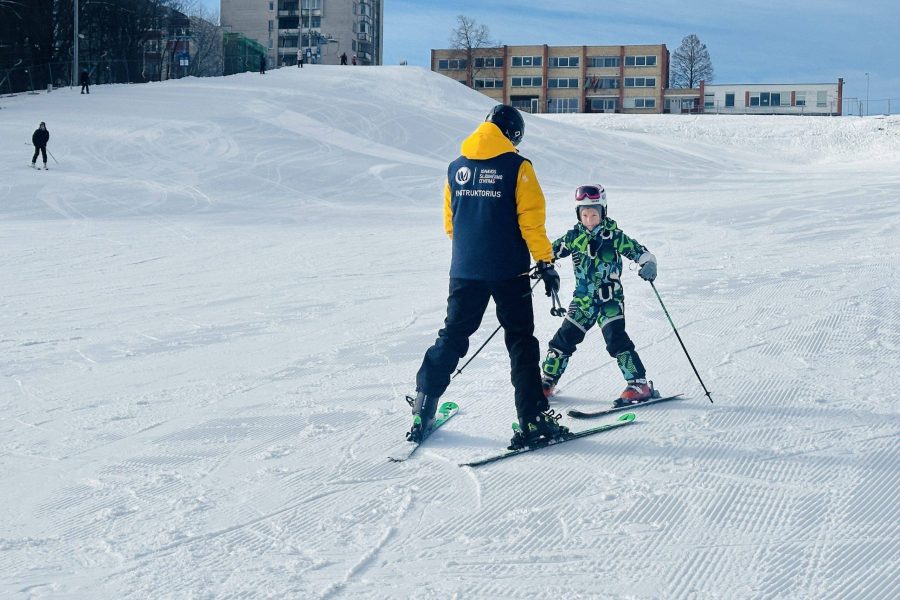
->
[460, 122, 518, 160]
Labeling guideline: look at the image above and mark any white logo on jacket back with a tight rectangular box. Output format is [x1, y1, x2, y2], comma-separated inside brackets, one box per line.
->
[455, 166, 472, 185]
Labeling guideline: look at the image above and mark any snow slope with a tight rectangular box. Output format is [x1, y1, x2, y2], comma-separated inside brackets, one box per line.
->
[1, 66, 898, 599]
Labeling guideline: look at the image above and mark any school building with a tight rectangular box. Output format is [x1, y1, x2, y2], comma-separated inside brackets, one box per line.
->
[432, 44, 843, 116]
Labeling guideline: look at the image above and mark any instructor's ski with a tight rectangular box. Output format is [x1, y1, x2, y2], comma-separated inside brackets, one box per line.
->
[388, 401, 459, 462]
[460, 413, 636, 468]
[567, 394, 683, 419]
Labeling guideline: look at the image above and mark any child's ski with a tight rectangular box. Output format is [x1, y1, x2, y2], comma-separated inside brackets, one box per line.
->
[388, 401, 459, 462]
[567, 394, 683, 419]
[459, 413, 636, 468]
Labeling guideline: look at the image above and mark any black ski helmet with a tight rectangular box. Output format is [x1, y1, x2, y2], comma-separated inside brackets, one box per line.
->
[485, 104, 525, 146]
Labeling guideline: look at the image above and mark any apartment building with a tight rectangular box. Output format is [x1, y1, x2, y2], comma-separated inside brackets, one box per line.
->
[221, 0, 383, 67]
[431, 44, 670, 114]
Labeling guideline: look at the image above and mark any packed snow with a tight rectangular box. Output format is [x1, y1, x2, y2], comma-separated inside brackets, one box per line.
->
[1, 66, 898, 599]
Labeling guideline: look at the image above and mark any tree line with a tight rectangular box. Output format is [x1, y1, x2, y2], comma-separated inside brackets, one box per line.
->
[0, 0, 221, 91]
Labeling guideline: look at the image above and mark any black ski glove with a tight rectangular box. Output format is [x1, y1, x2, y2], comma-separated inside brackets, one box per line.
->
[536, 261, 560, 297]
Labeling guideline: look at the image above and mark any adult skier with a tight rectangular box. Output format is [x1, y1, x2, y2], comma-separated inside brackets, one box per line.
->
[31, 122, 50, 169]
[79, 69, 90, 94]
[540, 184, 658, 406]
[409, 104, 569, 450]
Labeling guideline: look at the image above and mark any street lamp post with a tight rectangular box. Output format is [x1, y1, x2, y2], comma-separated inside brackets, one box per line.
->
[73, 0, 79, 87]
[865, 72, 869, 116]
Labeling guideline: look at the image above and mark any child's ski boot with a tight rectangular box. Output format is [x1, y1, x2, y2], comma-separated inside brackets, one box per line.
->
[613, 379, 654, 408]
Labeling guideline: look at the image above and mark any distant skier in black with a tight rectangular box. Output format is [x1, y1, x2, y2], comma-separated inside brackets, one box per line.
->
[259, 56, 266, 74]
[340, 52, 348, 65]
[79, 69, 90, 94]
[31, 122, 49, 169]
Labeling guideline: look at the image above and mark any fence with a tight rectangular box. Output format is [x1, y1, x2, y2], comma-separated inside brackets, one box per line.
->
[842, 97, 899, 116]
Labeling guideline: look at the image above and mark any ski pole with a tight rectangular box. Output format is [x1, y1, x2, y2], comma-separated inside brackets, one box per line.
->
[47, 149, 59, 165]
[452, 277, 543, 380]
[650, 281, 714, 403]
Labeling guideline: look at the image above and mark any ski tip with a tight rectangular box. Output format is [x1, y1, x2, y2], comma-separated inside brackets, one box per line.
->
[439, 401, 459, 411]
[618, 412, 636, 422]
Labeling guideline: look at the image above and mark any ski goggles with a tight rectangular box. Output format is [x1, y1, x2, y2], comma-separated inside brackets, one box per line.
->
[575, 185, 604, 200]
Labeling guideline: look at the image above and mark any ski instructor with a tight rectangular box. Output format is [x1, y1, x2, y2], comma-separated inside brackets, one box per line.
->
[408, 104, 569, 450]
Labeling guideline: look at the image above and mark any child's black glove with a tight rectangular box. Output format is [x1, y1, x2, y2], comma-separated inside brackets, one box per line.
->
[536, 261, 560, 296]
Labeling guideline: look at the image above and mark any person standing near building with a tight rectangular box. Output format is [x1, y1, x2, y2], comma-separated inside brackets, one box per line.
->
[79, 69, 90, 94]
[351, 55, 357, 65]
[259, 56, 266, 74]
[31, 122, 49, 169]
[408, 105, 569, 450]
[297, 49, 303, 68]
[340, 52, 348, 65]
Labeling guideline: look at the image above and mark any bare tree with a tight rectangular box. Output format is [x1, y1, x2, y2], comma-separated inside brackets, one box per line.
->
[186, 9, 223, 76]
[449, 15, 495, 88]
[670, 34, 714, 89]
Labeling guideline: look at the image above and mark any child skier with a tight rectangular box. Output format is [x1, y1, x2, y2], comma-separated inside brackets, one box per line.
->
[31, 122, 50, 170]
[541, 184, 658, 407]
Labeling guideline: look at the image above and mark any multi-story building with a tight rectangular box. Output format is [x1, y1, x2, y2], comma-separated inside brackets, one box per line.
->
[431, 44, 670, 114]
[221, 0, 383, 68]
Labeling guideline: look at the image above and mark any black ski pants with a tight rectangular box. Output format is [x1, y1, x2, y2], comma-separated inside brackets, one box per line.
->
[32, 145, 47, 164]
[416, 275, 547, 420]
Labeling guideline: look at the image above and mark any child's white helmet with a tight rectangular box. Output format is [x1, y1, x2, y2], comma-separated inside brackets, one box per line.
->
[575, 184, 607, 219]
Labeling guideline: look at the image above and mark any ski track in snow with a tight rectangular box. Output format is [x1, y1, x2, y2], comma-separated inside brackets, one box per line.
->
[1, 67, 899, 599]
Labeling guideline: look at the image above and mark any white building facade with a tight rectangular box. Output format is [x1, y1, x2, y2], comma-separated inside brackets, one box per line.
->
[221, 0, 383, 67]
[701, 81, 843, 116]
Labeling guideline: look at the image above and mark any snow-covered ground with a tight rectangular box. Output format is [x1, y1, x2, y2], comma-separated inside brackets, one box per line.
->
[1, 66, 898, 599]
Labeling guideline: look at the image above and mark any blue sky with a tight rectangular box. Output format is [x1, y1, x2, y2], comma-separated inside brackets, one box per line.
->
[204, 0, 900, 114]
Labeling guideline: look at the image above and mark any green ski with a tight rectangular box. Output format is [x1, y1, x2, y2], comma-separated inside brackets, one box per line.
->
[388, 401, 459, 462]
[460, 413, 636, 468]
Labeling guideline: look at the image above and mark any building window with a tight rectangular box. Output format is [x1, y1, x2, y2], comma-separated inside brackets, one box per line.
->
[279, 16, 299, 29]
[796, 92, 806, 107]
[548, 98, 579, 113]
[588, 56, 620, 68]
[589, 97, 619, 112]
[624, 97, 656, 109]
[474, 57, 503, 69]
[511, 76, 542, 87]
[268, 20, 274, 32]
[301, 0, 321, 8]
[550, 56, 579, 68]
[269, 1, 274, 10]
[548, 78, 579, 88]
[301, 15, 321, 27]
[438, 58, 467, 71]
[725, 93, 735, 107]
[584, 77, 619, 90]
[624, 77, 656, 88]
[511, 56, 543, 67]
[625, 55, 657, 67]
[474, 78, 503, 89]
[704, 93, 715, 108]
[817, 91, 827, 107]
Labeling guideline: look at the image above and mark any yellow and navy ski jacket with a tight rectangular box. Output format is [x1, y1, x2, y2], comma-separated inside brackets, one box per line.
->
[443, 122, 553, 280]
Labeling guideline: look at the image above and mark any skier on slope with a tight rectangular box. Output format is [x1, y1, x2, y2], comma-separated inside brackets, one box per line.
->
[31, 122, 50, 170]
[540, 184, 659, 406]
[409, 104, 570, 450]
